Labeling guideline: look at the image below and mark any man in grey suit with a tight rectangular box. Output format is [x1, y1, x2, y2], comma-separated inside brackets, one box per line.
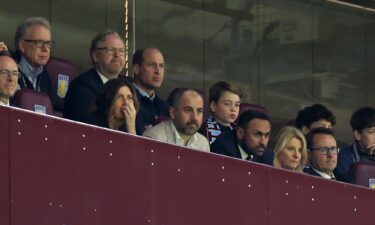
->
[143, 88, 210, 152]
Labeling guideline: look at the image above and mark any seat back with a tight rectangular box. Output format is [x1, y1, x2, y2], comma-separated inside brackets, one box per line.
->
[45, 57, 79, 113]
[350, 162, 375, 189]
[235, 102, 268, 124]
[11, 89, 54, 115]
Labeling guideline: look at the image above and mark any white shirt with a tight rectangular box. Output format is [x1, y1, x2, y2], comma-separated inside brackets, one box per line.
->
[238, 144, 251, 160]
[143, 120, 210, 152]
[311, 167, 335, 180]
[96, 70, 109, 84]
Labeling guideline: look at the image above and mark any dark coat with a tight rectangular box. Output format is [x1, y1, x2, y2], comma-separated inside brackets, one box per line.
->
[210, 130, 274, 165]
[134, 88, 169, 135]
[63, 69, 103, 121]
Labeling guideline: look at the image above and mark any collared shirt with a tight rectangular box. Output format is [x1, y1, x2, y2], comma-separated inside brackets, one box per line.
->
[238, 144, 251, 160]
[311, 167, 335, 180]
[19, 56, 44, 90]
[96, 70, 109, 84]
[143, 120, 210, 152]
[133, 82, 155, 101]
[171, 121, 201, 150]
[0, 100, 9, 106]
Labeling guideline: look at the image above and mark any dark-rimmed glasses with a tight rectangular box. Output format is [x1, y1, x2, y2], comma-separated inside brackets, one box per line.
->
[23, 39, 55, 49]
[0, 69, 20, 79]
[96, 47, 126, 56]
[310, 146, 338, 155]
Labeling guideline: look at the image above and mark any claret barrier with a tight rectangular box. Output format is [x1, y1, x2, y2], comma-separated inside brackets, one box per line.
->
[0, 106, 374, 225]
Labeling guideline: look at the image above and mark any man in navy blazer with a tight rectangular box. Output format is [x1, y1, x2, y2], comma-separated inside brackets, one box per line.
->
[210, 110, 273, 165]
[64, 29, 126, 121]
[303, 127, 338, 180]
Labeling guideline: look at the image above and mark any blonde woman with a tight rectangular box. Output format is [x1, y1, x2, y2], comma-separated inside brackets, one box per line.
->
[273, 126, 307, 172]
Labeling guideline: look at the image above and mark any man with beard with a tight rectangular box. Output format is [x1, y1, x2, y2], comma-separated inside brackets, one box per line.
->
[304, 127, 338, 180]
[64, 29, 126, 122]
[211, 110, 273, 165]
[143, 88, 210, 152]
[131, 48, 169, 134]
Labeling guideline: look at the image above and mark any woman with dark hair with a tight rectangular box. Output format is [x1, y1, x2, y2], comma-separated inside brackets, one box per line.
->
[94, 78, 139, 134]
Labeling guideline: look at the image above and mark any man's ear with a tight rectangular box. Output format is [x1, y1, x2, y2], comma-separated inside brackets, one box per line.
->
[91, 51, 98, 64]
[169, 107, 176, 119]
[18, 41, 25, 54]
[354, 130, 361, 141]
[301, 126, 309, 135]
[133, 64, 140, 75]
[236, 127, 244, 140]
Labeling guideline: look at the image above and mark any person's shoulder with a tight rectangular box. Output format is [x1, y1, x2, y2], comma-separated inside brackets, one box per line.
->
[142, 120, 169, 138]
[73, 69, 98, 82]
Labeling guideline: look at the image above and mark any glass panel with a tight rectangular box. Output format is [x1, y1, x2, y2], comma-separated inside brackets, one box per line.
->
[134, 0, 204, 100]
[312, 2, 367, 143]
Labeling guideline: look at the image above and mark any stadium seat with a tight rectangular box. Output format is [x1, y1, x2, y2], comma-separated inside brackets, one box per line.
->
[235, 102, 268, 124]
[11, 89, 54, 115]
[350, 162, 375, 189]
[45, 57, 79, 115]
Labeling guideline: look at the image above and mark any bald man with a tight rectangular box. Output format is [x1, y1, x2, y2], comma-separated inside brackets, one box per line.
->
[143, 88, 210, 152]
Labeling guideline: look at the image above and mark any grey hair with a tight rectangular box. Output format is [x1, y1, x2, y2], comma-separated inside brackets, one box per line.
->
[14, 17, 51, 50]
[89, 29, 123, 65]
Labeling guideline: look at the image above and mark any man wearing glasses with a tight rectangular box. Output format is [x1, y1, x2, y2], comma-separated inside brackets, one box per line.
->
[0, 52, 19, 106]
[64, 29, 126, 121]
[304, 127, 338, 180]
[14, 17, 53, 96]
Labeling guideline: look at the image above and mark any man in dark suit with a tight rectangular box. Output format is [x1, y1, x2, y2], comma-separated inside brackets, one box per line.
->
[13, 17, 53, 97]
[64, 29, 126, 121]
[131, 48, 169, 134]
[210, 110, 273, 165]
[304, 127, 338, 180]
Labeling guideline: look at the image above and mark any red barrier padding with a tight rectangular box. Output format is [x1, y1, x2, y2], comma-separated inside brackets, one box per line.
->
[0, 106, 374, 225]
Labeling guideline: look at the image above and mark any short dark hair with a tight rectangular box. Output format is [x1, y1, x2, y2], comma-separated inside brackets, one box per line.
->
[295, 104, 336, 129]
[132, 49, 144, 66]
[350, 106, 375, 132]
[166, 87, 203, 109]
[305, 127, 335, 150]
[238, 110, 270, 129]
[96, 77, 139, 123]
[209, 81, 242, 103]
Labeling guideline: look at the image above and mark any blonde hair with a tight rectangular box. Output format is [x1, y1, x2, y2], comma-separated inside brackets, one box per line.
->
[273, 126, 307, 172]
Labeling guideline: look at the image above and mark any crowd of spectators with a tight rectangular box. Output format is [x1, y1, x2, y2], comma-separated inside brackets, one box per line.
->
[1, 16, 374, 186]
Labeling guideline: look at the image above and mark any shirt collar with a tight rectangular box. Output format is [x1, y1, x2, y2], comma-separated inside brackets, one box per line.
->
[133, 82, 155, 101]
[238, 144, 251, 160]
[96, 69, 109, 84]
[0, 100, 9, 106]
[19, 56, 43, 88]
[170, 121, 198, 148]
[311, 167, 335, 179]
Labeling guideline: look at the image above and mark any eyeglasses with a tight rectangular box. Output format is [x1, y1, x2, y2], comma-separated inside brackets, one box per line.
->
[23, 39, 55, 49]
[310, 146, 338, 155]
[96, 47, 126, 56]
[0, 69, 20, 78]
